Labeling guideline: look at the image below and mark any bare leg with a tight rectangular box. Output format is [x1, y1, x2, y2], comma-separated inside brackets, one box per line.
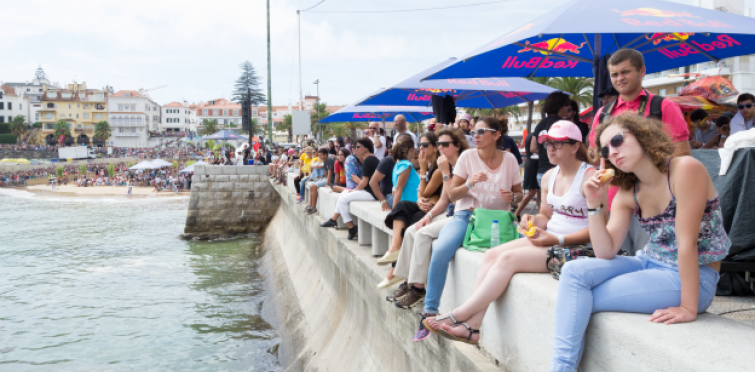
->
[514, 189, 537, 216]
[309, 184, 318, 209]
[388, 220, 406, 253]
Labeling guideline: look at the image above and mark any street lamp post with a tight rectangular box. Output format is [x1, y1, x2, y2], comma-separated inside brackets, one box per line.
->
[313, 79, 319, 141]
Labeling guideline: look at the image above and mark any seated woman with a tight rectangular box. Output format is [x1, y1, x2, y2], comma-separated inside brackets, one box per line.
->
[330, 148, 361, 193]
[408, 118, 524, 337]
[376, 133, 439, 288]
[320, 138, 378, 240]
[549, 113, 729, 372]
[321, 148, 349, 195]
[426, 121, 598, 345]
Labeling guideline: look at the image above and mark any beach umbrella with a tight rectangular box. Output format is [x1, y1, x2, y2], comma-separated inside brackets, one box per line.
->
[150, 159, 173, 168]
[129, 161, 154, 170]
[179, 161, 207, 173]
[357, 58, 562, 109]
[318, 104, 434, 124]
[201, 130, 245, 141]
[422, 0, 755, 109]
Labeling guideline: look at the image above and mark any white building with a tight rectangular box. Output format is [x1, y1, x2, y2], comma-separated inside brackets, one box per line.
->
[161, 101, 196, 133]
[108, 90, 161, 147]
[2, 66, 60, 124]
[0, 85, 31, 124]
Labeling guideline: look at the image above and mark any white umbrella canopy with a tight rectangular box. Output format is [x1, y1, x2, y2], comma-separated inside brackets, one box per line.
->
[150, 159, 173, 168]
[179, 161, 207, 173]
[129, 161, 155, 170]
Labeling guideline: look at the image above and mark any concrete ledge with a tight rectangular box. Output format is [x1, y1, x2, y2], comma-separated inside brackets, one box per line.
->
[270, 179, 755, 372]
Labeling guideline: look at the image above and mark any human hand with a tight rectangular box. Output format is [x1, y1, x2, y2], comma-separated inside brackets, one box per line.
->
[415, 214, 432, 229]
[437, 154, 451, 176]
[381, 201, 391, 212]
[585, 158, 611, 206]
[468, 170, 489, 187]
[519, 214, 535, 231]
[526, 227, 557, 246]
[649, 306, 697, 325]
[500, 189, 514, 203]
[418, 150, 427, 170]
[417, 197, 433, 213]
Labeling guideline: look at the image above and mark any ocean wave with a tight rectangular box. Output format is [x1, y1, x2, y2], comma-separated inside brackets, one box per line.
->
[0, 188, 188, 204]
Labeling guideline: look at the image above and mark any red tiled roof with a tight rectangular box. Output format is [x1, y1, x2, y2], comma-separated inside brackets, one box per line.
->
[163, 101, 185, 108]
[0, 85, 16, 96]
[110, 90, 145, 98]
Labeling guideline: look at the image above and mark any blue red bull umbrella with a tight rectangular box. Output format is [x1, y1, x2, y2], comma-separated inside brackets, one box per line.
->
[356, 58, 562, 109]
[201, 130, 245, 141]
[318, 104, 434, 124]
[422, 0, 755, 109]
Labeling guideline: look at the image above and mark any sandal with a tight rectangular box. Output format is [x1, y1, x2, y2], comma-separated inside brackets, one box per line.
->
[422, 312, 458, 334]
[438, 322, 480, 345]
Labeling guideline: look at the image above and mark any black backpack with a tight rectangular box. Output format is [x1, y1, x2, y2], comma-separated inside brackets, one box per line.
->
[599, 91, 664, 124]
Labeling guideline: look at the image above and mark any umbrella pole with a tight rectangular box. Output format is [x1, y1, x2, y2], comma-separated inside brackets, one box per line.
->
[382, 116, 386, 138]
[526, 101, 534, 135]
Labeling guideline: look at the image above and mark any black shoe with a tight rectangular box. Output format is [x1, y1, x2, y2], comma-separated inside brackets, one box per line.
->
[320, 219, 337, 228]
[386, 282, 410, 302]
[347, 226, 358, 240]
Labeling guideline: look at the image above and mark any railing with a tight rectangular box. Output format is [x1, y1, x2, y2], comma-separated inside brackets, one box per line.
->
[113, 132, 141, 137]
[74, 129, 94, 134]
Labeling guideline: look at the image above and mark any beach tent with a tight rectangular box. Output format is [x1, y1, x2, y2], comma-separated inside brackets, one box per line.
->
[179, 161, 208, 173]
[129, 161, 155, 170]
[201, 130, 245, 141]
[150, 159, 173, 168]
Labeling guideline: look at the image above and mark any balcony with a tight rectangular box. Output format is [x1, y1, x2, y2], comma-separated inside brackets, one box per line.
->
[114, 132, 141, 137]
[74, 128, 93, 134]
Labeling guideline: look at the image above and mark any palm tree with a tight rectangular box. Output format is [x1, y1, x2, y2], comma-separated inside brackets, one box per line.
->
[310, 102, 330, 140]
[464, 106, 522, 121]
[199, 119, 219, 137]
[409, 121, 424, 133]
[53, 120, 71, 138]
[547, 77, 594, 107]
[276, 114, 293, 142]
[94, 121, 111, 143]
[341, 122, 365, 142]
[9, 116, 27, 138]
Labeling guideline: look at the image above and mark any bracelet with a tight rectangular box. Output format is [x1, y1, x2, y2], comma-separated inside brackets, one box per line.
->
[466, 180, 474, 189]
[426, 211, 433, 219]
[558, 235, 565, 246]
[380, 200, 387, 204]
[512, 193, 518, 205]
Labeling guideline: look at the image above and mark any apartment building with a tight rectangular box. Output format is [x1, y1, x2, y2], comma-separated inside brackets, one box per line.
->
[196, 98, 241, 131]
[39, 82, 108, 146]
[161, 102, 196, 133]
[0, 85, 31, 124]
[108, 90, 161, 148]
[2, 66, 60, 123]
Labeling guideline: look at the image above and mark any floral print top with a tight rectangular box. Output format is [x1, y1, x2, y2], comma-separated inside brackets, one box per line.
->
[344, 155, 362, 189]
[634, 161, 730, 266]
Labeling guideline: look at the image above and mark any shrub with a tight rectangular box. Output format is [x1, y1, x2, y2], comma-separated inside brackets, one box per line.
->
[80, 164, 87, 175]
[172, 160, 178, 169]
[107, 164, 115, 177]
[0, 134, 17, 144]
[56, 166, 64, 178]
[32, 122, 43, 129]
[0, 123, 10, 134]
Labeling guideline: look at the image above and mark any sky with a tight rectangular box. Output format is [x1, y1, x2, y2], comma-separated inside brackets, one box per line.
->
[2, 0, 749, 108]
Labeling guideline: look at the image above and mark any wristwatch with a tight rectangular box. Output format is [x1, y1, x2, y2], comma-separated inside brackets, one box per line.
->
[443, 174, 450, 181]
[587, 204, 603, 215]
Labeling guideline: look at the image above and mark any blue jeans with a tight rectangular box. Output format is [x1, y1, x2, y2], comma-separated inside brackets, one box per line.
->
[423, 209, 473, 314]
[550, 253, 720, 372]
[536, 172, 544, 187]
[385, 194, 394, 210]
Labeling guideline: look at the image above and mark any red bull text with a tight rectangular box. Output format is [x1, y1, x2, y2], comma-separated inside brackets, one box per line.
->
[657, 34, 740, 59]
[501, 56, 579, 70]
[351, 113, 386, 119]
[406, 93, 432, 102]
[518, 39, 586, 55]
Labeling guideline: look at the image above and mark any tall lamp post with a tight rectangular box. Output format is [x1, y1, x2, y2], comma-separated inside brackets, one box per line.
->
[313, 79, 319, 141]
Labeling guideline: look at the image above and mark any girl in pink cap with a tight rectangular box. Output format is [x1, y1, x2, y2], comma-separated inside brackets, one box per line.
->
[426, 120, 603, 345]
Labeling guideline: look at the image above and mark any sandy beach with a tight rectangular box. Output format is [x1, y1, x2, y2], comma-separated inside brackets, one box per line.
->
[26, 184, 188, 197]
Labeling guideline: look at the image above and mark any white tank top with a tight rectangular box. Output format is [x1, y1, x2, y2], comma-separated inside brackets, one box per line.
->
[546, 162, 592, 237]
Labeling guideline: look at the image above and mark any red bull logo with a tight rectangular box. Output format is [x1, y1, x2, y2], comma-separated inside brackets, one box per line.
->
[646, 32, 694, 45]
[615, 8, 733, 28]
[352, 113, 386, 119]
[518, 38, 586, 55]
[658, 34, 740, 59]
[406, 93, 432, 102]
[501, 56, 580, 70]
[614, 8, 700, 18]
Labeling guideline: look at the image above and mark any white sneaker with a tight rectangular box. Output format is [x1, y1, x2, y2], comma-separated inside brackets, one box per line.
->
[377, 276, 404, 289]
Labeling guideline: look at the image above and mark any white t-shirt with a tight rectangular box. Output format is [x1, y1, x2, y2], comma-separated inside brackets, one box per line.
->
[371, 135, 387, 160]
[394, 130, 419, 148]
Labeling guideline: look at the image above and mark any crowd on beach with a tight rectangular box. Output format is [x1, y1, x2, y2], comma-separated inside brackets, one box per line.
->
[268, 50, 739, 372]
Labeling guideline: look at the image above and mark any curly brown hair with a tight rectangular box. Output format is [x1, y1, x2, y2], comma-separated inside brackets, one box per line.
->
[594, 113, 673, 190]
[436, 128, 470, 155]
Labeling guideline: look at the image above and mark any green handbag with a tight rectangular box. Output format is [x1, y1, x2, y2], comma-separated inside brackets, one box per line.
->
[462, 209, 518, 252]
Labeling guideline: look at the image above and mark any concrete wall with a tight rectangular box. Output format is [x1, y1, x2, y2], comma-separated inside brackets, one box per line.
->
[267, 178, 755, 372]
[0, 150, 57, 159]
[184, 165, 278, 237]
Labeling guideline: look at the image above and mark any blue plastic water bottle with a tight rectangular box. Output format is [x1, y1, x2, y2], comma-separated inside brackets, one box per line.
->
[490, 220, 500, 248]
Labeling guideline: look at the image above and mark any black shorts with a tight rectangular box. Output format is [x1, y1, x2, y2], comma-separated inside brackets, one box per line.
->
[384, 200, 426, 237]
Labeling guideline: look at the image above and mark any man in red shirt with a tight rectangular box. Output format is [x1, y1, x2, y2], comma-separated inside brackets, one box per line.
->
[588, 49, 691, 254]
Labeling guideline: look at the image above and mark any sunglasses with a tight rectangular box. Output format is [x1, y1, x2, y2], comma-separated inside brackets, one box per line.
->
[738, 103, 753, 110]
[369, 127, 377, 130]
[437, 141, 452, 148]
[420, 142, 430, 148]
[354, 145, 363, 149]
[473, 128, 497, 136]
[544, 140, 576, 150]
[600, 131, 630, 159]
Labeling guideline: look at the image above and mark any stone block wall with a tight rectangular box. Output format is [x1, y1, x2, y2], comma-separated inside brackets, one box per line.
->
[0, 150, 57, 159]
[184, 165, 279, 237]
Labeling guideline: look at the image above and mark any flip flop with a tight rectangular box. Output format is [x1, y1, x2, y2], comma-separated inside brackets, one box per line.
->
[422, 312, 458, 334]
[438, 322, 479, 345]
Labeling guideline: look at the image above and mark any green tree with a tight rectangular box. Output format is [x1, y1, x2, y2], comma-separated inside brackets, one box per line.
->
[464, 106, 522, 121]
[310, 102, 330, 140]
[80, 164, 87, 176]
[326, 123, 349, 138]
[9, 116, 28, 137]
[547, 77, 594, 107]
[276, 114, 293, 142]
[409, 121, 424, 133]
[56, 166, 64, 178]
[94, 120, 111, 143]
[232, 61, 266, 105]
[53, 120, 71, 138]
[199, 119, 219, 136]
[206, 139, 216, 150]
[107, 164, 115, 177]
[32, 122, 43, 129]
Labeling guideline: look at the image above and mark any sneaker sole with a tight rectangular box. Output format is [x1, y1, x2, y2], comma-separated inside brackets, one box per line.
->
[395, 296, 424, 309]
[386, 292, 409, 302]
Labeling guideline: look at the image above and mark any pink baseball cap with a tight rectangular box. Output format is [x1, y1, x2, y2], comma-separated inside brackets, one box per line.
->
[538, 120, 582, 144]
[458, 113, 472, 122]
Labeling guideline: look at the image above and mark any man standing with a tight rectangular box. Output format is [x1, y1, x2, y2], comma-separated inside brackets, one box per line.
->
[392, 114, 418, 148]
[730, 93, 755, 136]
[587, 48, 690, 255]
[368, 122, 387, 160]
[689, 109, 717, 149]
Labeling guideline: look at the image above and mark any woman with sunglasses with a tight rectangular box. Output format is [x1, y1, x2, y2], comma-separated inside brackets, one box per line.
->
[415, 118, 523, 336]
[320, 138, 379, 240]
[549, 113, 730, 372]
[426, 121, 596, 345]
[377, 133, 439, 288]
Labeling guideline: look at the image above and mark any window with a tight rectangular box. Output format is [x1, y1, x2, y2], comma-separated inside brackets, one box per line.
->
[203, 109, 208, 115]
[252, 110, 257, 115]
[94, 113, 103, 120]
[68, 104, 71, 109]
[658, 89, 667, 96]
[19, 104, 22, 110]
[94, 93, 104, 101]
[46, 103, 55, 108]
[84, 104, 89, 108]
[0, 102, 3, 110]
[45, 113, 53, 119]
[77, 104, 80, 108]
[77, 124, 82, 129]
[137, 117, 142, 125]
[45, 123, 54, 129]
[61, 93, 71, 99]
[233, 109, 238, 116]
[118, 104, 123, 111]
[124, 93, 131, 97]
[47, 91, 57, 98]
[76, 114, 79, 118]
[0, 116, 4, 123]
[36, 113, 40, 120]
[131, 104, 136, 111]
[223, 109, 228, 115]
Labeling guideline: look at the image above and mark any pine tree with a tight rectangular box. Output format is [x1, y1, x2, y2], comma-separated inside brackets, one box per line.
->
[35, 65, 47, 80]
[232, 61, 266, 106]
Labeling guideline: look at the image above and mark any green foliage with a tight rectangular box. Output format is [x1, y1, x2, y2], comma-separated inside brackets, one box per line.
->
[310, 102, 330, 139]
[0, 123, 10, 134]
[277, 114, 293, 142]
[207, 139, 215, 150]
[56, 166, 64, 178]
[107, 164, 115, 177]
[94, 121, 111, 141]
[9, 116, 28, 137]
[32, 122, 43, 129]
[409, 121, 424, 133]
[547, 77, 594, 107]
[54, 120, 71, 138]
[0, 134, 17, 144]
[232, 61, 266, 105]
[172, 160, 178, 169]
[80, 164, 87, 175]
[185, 160, 196, 167]
[199, 119, 219, 137]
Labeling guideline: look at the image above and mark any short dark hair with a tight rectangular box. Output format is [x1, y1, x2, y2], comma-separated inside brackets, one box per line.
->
[317, 148, 328, 156]
[715, 116, 731, 128]
[542, 92, 571, 116]
[737, 93, 755, 104]
[690, 109, 708, 123]
[608, 49, 645, 72]
[355, 137, 374, 154]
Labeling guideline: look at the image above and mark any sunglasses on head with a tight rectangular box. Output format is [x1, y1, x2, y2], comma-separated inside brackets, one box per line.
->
[473, 128, 497, 136]
[437, 141, 452, 148]
[738, 103, 754, 110]
[420, 142, 430, 148]
[600, 131, 630, 159]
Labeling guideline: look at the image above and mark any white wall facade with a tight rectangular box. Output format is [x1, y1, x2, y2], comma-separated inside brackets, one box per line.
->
[161, 104, 196, 132]
[0, 92, 31, 124]
[108, 95, 149, 148]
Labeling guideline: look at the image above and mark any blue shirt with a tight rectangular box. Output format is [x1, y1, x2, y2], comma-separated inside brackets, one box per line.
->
[392, 159, 419, 203]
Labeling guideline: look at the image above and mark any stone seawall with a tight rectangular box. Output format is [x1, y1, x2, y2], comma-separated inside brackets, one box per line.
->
[183, 165, 279, 238]
[0, 150, 57, 159]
